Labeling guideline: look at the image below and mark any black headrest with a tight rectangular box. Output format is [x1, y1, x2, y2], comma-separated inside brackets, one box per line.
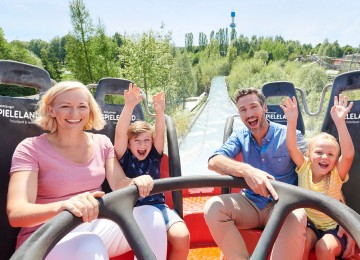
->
[262, 81, 305, 135]
[93, 78, 145, 143]
[0, 60, 52, 260]
[321, 70, 360, 214]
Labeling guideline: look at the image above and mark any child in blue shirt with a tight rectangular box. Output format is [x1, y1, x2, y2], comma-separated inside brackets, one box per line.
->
[115, 83, 190, 260]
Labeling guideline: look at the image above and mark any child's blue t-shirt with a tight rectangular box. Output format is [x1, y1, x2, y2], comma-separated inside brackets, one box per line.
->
[119, 145, 165, 206]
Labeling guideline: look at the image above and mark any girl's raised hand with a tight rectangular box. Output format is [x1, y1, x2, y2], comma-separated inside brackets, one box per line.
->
[280, 96, 298, 124]
[331, 94, 353, 124]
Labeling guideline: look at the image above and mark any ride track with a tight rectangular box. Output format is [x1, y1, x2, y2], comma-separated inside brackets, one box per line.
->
[1, 60, 360, 259]
[179, 76, 240, 178]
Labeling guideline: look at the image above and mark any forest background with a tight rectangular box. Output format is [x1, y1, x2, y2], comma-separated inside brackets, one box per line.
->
[0, 0, 359, 138]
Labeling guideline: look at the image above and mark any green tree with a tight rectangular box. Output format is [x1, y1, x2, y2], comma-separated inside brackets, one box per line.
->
[233, 34, 251, 58]
[226, 58, 266, 96]
[342, 45, 356, 55]
[40, 48, 61, 81]
[119, 31, 174, 100]
[198, 32, 208, 51]
[185, 33, 193, 52]
[28, 38, 62, 81]
[66, 0, 95, 83]
[170, 51, 196, 109]
[49, 36, 67, 65]
[317, 39, 342, 57]
[92, 19, 120, 79]
[210, 31, 215, 41]
[113, 32, 124, 48]
[318, 40, 342, 58]
[40, 48, 51, 76]
[295, 63, 328, 94]
[195, 40, 229, 94]
[227, 42, 237, 66]
[215, 28, 228, 56]
[260, 37, 289, 61]
[28, 39, 49, 58]
[258, 61, 289, 84]
[0, 28, 10, 59]
[248, 35, 261, 57]
[59, 36, 67, 64]
[286, 40, 305, 61]
[254, 50, 269, 63]
[206, 38, 221, 59]
[230, 28, 237, 42]
[8, 40, 42, 66]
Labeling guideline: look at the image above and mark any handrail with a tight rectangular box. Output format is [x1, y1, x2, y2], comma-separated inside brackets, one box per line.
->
[11, 176, 360, 260]
[141, 89, 155, 117]
[295, 83, 332, 116]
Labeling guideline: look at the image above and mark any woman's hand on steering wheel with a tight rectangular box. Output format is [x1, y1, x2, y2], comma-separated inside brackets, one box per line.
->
[62, 191, 105, 222]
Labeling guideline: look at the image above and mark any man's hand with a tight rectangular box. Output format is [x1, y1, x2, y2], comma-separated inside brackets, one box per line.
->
[243, 166, 278, 200]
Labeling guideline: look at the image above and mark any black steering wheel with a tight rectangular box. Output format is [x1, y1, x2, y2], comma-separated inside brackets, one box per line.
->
[10, 175, 360, 260]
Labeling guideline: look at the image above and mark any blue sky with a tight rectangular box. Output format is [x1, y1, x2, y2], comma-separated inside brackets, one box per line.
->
[1, 0, 360, 48]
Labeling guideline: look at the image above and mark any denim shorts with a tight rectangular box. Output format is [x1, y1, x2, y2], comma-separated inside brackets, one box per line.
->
[307, 221, 347, 256]
[152, 204, 184, 230]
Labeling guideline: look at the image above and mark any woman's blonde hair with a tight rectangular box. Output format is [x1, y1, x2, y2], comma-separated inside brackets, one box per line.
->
[307, 132, 340, 157]
[127, 120, 155, 141]
[34, 81, 106, 132]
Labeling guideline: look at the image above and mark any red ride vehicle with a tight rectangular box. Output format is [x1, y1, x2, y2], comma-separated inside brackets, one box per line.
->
[1, 60, 360, 259]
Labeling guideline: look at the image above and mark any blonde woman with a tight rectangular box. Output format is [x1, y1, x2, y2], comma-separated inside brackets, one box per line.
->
[7, 81, 167, 260]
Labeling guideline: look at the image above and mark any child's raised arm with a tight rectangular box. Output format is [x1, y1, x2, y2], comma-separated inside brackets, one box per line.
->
[331, 94, 354, 180]
[280, 96, 305, 168]
[152, 92, 165, 154]
[114, 83, 142, 160]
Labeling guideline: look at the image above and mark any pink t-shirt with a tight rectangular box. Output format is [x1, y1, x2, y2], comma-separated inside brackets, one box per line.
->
[10, 133, 115, 248]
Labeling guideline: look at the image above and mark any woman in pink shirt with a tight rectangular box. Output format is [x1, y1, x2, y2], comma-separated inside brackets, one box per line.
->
[7, 81, 167, 259]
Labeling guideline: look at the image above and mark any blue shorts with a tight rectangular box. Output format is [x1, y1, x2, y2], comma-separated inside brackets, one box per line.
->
[307, 221, 347, 256]
[152, 204, 184, 230]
